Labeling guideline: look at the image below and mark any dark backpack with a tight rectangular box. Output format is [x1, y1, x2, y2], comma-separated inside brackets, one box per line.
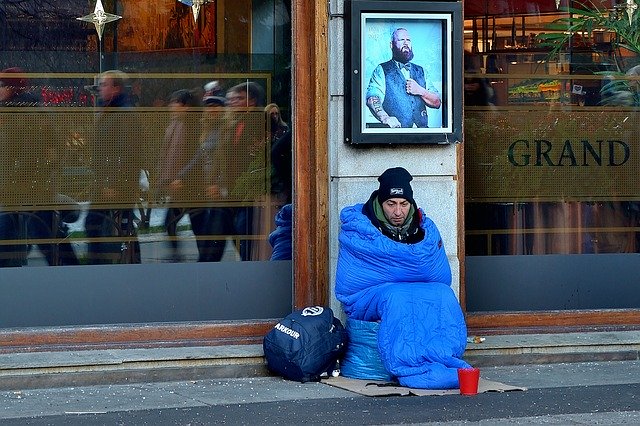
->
[263, 306, 347, 382]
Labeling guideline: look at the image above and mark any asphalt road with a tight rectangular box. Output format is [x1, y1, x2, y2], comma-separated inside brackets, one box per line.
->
[2, 382, 638, 425]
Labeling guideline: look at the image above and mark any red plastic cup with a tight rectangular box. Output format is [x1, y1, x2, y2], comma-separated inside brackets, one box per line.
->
[458, 367, 480, 395]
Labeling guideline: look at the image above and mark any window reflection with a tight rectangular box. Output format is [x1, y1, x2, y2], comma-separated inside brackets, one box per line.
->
[0, 0, 292, 267]
[463, 0, 640, 256]
[0, 74, 291, 265]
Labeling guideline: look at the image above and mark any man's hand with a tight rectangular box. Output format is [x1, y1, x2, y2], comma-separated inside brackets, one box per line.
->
[407, 78, 441, 108]
[366, 95, 402, 127]
[169, 179, 183, 193]
[405, 78, 424, 96]
[206, 184, 222, 199]
[381, 115, 402, 128]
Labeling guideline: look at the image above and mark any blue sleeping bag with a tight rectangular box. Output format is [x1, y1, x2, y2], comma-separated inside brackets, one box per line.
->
[335, 203, 470, 389]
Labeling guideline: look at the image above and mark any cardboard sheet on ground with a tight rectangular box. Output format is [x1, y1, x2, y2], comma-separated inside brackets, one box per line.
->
[322, 376, 527, 397]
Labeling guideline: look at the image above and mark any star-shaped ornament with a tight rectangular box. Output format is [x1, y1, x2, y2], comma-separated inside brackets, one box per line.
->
[77, 0, 122, 40]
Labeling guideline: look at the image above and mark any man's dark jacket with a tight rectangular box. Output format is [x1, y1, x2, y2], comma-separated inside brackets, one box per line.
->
[91, 92, 142, 205]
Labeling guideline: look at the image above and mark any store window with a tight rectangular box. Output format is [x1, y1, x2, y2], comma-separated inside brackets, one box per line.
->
[0, 0, 293, 327]
[463, 1, 640, 311]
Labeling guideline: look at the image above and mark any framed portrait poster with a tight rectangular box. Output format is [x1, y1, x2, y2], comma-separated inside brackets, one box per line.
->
[345, 1, 463, 144]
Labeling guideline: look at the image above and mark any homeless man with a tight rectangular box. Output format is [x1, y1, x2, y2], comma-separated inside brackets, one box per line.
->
[335, 167, 470, 389]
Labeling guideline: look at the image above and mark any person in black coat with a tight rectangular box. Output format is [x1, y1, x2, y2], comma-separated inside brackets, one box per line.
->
[84, 70, 143, 264]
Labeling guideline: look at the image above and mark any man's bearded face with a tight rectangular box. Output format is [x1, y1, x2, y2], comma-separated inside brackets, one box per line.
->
[391, 30, 414, 63]
[392, 45, 414, 63]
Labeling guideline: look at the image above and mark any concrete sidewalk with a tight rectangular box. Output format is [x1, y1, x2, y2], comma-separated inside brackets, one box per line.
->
[0, 330, 638, 424]
[1, 330, 638, 391]
[0, 360, 638, 422]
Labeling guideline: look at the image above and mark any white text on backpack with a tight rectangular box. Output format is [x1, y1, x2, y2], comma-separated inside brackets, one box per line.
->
[275, 323, 300, 339]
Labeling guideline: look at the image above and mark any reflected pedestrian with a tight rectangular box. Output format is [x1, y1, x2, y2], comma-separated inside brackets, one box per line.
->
[170, 94, 227, 262]
[207, 82, 268, 261]
[156, 89, 201, 262]
[84, 70, 143, 264]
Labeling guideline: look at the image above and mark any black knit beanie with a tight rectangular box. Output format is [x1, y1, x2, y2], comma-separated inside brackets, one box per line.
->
[377, 167, 414, 204]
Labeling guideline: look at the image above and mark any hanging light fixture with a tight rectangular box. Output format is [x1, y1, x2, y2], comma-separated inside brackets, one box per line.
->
[178, 0, 214, 24]
[626, 0, 638, 25]
[76, 0, 121, 41]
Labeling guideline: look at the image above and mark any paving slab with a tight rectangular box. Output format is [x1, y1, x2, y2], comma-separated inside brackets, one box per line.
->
[465, 330, 640, 353]
[0, 345, 262, 370]
[480, 359, 640, 389]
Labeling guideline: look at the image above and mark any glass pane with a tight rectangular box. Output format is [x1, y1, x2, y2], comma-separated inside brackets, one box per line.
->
[463, 1, 640, 311]
[0, 0, 293, 327]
